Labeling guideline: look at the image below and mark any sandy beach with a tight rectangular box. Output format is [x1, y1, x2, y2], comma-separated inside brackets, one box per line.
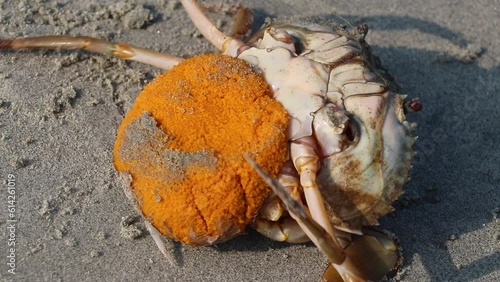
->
[0, 1, 499, 281]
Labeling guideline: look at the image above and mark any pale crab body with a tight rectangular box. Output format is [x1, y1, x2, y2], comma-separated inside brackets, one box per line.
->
[237, 19, 418, 281]
[239, 19, 415, 233]
[0, 1, 420, 281]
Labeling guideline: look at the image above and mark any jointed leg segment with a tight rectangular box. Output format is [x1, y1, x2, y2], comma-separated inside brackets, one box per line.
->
[180, 0, 246, 56]
[246, 155, 401, 282]
[245, 155, 346, 265]
[291, 137, 337, 239]
[0, 36, 183, 70]
[0, 0, 249, 67]
[253, 161, 310, 243]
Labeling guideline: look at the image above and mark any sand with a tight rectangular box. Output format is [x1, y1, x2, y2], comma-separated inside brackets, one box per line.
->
[0, 0, 498, 281]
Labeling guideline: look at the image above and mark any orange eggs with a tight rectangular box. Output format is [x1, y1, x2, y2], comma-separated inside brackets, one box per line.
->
[113, 54, 289, 245]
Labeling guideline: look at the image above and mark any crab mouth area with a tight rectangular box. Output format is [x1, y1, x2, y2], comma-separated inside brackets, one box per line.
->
[312, 105, 360, 159]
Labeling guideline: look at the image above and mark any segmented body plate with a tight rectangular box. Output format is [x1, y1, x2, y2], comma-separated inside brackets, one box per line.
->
[238, 18, 415, 229]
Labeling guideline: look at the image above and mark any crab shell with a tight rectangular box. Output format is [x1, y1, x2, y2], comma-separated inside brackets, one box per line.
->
[240, 18, 415, 231]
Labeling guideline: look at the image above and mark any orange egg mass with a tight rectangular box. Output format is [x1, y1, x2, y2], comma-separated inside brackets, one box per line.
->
[113, 54, 289, 245]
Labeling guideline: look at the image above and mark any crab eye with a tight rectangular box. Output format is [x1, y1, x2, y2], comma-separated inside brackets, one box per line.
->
[404, 97, 422, 113]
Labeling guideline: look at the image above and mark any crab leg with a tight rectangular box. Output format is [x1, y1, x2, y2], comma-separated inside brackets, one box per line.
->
[180, 0, 246, 56]
[246, 156, 401, 282]
[253, 161, 310, 243]
[0, 36, 182, 70]
[245, 155, 345, 264]
[253, 217, 310, 243]
[259, 160, 300, 221]
[144, 221, 177, 266]
[290, 137, 337, 239]
[246, 156, 366, 282]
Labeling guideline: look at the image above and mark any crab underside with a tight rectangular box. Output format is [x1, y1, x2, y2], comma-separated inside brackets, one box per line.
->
[0, 1, 421, 281]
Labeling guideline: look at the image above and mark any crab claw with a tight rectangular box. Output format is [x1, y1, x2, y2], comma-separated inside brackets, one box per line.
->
[322, 228, 402, 282]
[245, 155, 401, 282]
